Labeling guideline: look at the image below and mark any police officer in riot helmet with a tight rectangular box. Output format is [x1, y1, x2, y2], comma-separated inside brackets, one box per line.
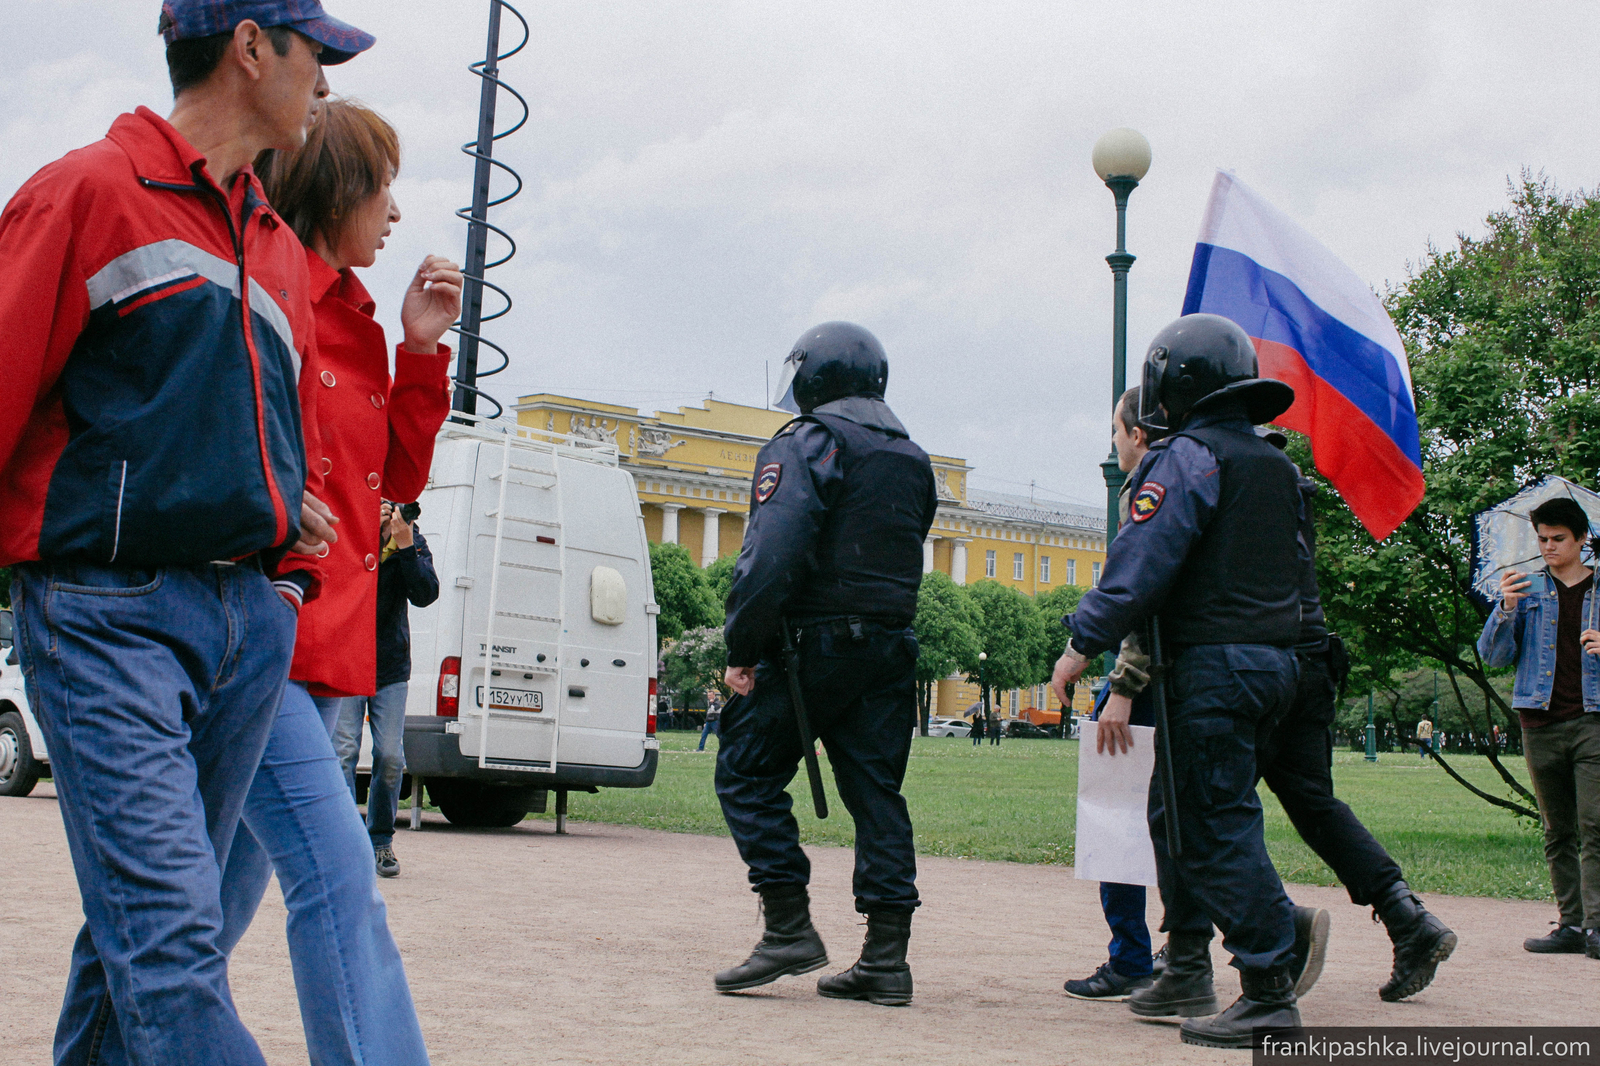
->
[714, 322, 938, 1005]
[1051, 313, 1310, 1047]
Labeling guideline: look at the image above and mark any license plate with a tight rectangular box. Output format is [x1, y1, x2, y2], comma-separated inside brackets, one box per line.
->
[476, 685, 544, 711]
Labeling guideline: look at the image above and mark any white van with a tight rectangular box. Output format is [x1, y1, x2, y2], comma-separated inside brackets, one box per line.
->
[398, 416, 660, 830]
[0, 608, 49, 797]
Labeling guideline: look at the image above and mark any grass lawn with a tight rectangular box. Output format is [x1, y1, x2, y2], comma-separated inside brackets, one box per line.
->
[484, 732, 1548, 901]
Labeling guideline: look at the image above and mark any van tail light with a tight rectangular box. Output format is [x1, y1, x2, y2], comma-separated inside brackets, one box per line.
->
[437, 656, 461, 717]
[647, 677, 658, 736]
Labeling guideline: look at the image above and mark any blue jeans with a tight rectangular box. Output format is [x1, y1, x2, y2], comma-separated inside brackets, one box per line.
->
[12, 561, 295, 1066]
[1102, 882, 1153, 977]
[332, 682, 409, 848]
[697, 717, 718, 750]
[218, 682, 428, 1066]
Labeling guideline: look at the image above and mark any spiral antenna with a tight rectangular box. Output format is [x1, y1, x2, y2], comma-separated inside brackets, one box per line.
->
[451, 0, 531, 421]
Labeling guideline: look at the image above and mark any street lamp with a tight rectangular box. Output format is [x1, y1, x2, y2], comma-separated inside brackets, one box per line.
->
[1091, 127, 1152, 545]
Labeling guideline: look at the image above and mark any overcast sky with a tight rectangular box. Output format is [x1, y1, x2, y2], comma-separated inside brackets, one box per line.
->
[6, 1, 1598, 508]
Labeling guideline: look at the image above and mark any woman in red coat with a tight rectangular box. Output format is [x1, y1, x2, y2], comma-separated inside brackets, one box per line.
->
[218, 98, 460, 1066]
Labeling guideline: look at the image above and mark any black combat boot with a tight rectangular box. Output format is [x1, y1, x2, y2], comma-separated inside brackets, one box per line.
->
[817, 911, 913, 1005]
[1374, 880, 1457, 1001]
[1127, 933, 1218, 1018]
[1179, 967, 1300, 1048]
[714, 884, 829, 993]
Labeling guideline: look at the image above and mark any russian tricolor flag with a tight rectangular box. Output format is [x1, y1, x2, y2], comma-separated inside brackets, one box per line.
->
[1182, 171, 1424, 541]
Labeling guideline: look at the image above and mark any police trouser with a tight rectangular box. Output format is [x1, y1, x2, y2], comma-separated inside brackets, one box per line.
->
[715, 621, 919, 914]
[1149, 643, 1298, 971]
[1258, 650, 1404, 907]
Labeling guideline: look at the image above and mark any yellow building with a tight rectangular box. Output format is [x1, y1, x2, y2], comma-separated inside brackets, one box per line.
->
[514, 393, 1105, 720]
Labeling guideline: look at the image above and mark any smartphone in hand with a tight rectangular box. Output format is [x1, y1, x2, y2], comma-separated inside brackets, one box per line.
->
[1522, 571, 1548, 596]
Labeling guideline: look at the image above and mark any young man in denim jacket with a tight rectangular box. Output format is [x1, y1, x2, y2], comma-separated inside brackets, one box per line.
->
[1478, 497, 1600, 959]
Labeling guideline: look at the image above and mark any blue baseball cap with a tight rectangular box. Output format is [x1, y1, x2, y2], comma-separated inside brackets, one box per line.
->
[159, 1, 375, 65]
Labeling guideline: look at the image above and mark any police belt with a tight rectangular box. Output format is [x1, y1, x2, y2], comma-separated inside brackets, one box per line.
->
[788, 614, 913, 643]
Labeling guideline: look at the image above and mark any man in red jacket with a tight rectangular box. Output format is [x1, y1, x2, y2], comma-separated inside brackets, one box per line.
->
[0, 4, 372, 1064]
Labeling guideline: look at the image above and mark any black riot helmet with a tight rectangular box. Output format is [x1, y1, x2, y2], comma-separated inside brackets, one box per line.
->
[1137, 313, 1294, 431]
[772, 322, 889, 415]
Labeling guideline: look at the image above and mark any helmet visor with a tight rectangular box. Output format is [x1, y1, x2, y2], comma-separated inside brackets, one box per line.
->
[1138, 347, 1170, 434]
[772, 351, 803, 413]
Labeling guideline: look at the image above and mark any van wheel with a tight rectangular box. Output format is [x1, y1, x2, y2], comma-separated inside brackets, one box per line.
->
[0, 710, 42, 797]
[430, 780, 529, 828]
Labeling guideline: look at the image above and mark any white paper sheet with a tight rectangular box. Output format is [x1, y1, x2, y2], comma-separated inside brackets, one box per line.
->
[1074, 723, 1159, 887]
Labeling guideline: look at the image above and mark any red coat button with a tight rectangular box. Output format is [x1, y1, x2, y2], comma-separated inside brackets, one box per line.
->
[321, 370, 336, 387]
[321, 457, 333, 475]
[367, 473, 381, 490]
[365, 554, 378, 571]
[371, 394, 385, 409]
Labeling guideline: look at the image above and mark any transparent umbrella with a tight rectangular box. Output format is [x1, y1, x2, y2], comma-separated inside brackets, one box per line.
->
[1469, 475, 1600, 607]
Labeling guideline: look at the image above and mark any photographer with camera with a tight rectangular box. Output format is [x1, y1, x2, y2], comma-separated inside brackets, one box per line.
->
[333, 500, 439, 877]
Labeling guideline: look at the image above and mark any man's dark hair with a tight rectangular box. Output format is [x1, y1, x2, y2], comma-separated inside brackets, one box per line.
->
[1116, 386, 1142, 434]
[165, 24, 296, 96]
[1529, 497, 1591, 540]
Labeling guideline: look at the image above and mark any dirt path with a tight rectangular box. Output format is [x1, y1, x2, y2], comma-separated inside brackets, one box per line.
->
[4, 784, 1595, 1064]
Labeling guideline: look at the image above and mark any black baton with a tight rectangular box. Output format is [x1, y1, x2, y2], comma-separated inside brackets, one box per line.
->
[1147, 617, 1182, 858]
[780, 619, 829, 820]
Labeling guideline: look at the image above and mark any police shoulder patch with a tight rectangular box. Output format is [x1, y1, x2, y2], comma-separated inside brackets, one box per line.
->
[1130, 481, 1166, 523]
[755, 462, 782, 503]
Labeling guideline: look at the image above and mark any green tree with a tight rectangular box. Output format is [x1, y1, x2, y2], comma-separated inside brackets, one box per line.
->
[911, 571, 983, 735]
[661, 625, 729, 715]
[648, 541, 722, 643]
[1305, 174, 1600, 819]
[704, 553, 737, 610]
[964, 580, 1047, 714]
[1035, 583, 1088, 718]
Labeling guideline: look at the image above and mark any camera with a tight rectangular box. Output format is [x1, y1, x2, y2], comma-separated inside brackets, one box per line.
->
[383, 500, 422, 524]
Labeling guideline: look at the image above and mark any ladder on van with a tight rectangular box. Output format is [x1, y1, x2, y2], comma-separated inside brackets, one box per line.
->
[475, 423, 566, 774]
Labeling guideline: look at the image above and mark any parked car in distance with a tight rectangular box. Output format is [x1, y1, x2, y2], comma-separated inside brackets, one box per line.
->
[0, 608, 50, 798]
[923, 717, 972, 738]
[1005, 720, 1052, 740]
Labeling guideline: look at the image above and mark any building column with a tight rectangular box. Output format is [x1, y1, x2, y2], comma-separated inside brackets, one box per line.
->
[951, 538, 971, 586]
[923, 535, 940, 574]
[659, 503, 684, 545]
[740, 512, 750, 544]
[700, 508, 726, 567]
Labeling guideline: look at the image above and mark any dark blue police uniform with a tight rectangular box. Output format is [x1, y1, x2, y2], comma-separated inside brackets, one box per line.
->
[718, 396, 937, 914]
[1070, 401, 1303, 972]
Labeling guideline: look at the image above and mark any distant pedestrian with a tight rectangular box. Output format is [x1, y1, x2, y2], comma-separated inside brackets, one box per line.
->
[1416, 715, 1434, 759]
[971, 713, 985, 747]
[989, 714, 1002, 746]
[699, 696, 722, 750]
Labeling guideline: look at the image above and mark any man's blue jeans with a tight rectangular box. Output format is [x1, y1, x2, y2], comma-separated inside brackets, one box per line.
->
[331, 681, 410, 848]
[12, 561, 294, 1066]
[1102, 882, 1153, 977]
[217, 681, 429, 1066]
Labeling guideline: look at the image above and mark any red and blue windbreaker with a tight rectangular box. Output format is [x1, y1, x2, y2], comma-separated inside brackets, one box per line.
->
[0, 107, 323, 582]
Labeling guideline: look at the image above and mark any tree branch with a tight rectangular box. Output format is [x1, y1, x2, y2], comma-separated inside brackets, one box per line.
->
[1399, 736, 1540, 818]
